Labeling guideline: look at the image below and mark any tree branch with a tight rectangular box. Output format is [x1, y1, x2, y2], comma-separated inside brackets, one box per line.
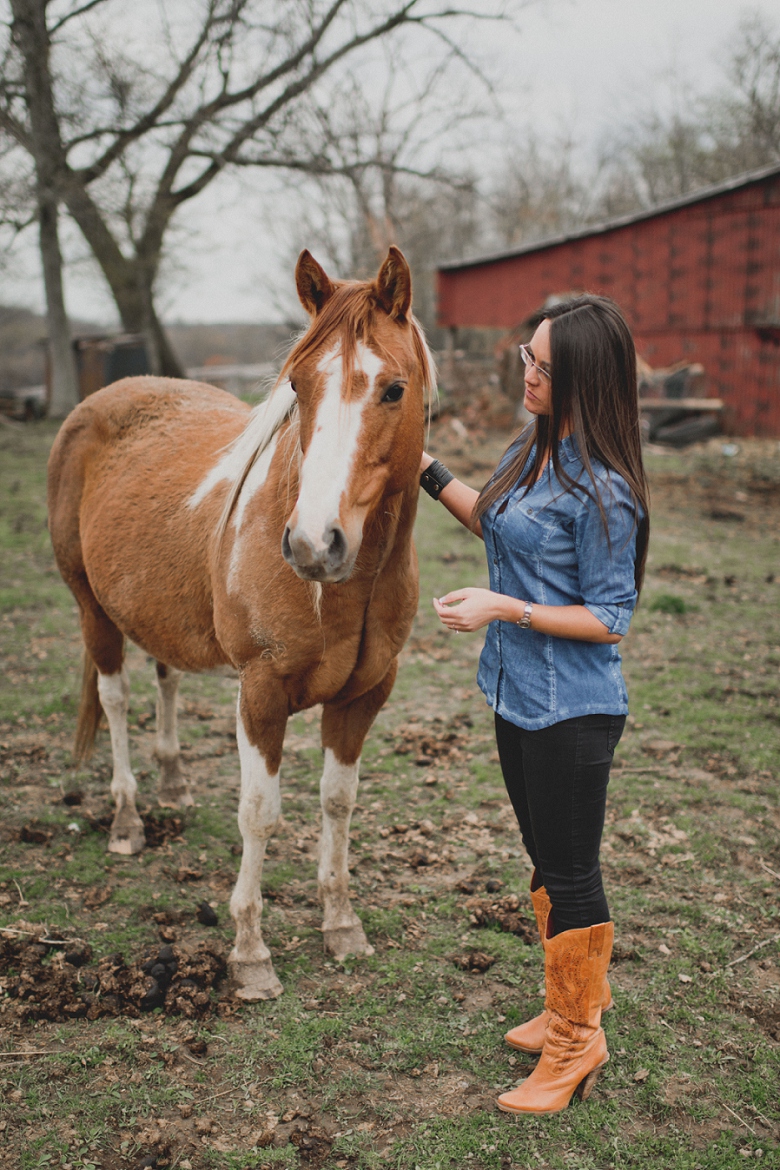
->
[48, 0, 111, 36]
[188, 148, 470, 189]
[166, 3, 432, 209]
[74, 0, 223, 183]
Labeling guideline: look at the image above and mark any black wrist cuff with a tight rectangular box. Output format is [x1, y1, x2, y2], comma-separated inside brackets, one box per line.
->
[420, 459, 454, 500]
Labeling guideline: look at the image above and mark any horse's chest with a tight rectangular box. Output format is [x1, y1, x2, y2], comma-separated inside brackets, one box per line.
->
[240, 614, 387, 711]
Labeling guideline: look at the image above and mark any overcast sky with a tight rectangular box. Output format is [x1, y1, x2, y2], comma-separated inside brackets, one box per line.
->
[7, 0, 778, 325]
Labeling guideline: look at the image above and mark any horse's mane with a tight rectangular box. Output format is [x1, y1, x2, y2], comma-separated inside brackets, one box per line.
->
[216, 281, 437, 543]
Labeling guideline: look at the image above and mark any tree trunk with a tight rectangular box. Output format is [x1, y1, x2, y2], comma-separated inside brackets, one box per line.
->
[61, 182, 184, 378]
[38, 188, 80, 417]
[136, 264, 184, 379]
[13, 0, 183, 387]
[11, 0, 80, 417]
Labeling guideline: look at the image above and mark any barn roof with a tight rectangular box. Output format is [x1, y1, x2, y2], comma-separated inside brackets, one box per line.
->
[438, 159, 780, 273]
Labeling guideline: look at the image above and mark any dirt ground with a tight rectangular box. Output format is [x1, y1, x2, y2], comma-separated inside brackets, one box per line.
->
[0, 417, 779, 1170]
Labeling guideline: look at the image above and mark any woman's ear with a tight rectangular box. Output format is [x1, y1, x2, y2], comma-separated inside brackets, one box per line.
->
[376, 245, 412, 320]
[295, 250, 334, 316]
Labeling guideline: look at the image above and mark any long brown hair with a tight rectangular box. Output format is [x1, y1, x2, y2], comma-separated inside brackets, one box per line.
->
[472, 294, 650, 593]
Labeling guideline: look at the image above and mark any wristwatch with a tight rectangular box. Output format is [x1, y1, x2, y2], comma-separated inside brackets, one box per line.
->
[517, 602, 533, 629]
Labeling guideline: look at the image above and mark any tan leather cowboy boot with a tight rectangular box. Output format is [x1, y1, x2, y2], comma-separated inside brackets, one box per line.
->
[504, 877, 552, 1054]
[505, 881, 613, 1055]
[497, 921, 613, 1114]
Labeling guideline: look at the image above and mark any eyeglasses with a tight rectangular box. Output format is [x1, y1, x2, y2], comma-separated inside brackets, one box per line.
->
[519, 344, 551, 383]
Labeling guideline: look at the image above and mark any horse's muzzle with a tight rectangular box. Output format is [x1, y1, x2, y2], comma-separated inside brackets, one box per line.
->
[281, 522, 353, 583]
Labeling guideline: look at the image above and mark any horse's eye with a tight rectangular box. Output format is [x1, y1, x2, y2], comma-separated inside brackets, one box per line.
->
[289, 380, 297, 394]
[382, 382, 405, 403]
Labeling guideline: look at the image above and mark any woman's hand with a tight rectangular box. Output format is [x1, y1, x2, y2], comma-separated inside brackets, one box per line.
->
[433, 588, 505, 633]
[435, 590, 623, 643]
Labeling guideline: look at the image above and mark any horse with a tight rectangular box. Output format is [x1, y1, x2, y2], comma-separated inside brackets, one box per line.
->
[47, 246, 435, 1000]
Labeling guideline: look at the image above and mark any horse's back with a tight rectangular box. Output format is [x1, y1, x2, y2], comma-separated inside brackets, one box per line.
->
[48, 376, 250, 669]
[50, 375, 247, 464]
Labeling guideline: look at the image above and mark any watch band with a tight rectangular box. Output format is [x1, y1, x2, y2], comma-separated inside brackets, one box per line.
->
[517, 602, 533, 629]
[420, 459, 454, 500]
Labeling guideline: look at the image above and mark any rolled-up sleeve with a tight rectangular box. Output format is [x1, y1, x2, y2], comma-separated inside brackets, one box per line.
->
[575, 474, 640, 636]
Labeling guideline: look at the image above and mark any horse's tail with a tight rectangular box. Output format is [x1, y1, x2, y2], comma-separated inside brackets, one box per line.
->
[74, 647, 102, 763]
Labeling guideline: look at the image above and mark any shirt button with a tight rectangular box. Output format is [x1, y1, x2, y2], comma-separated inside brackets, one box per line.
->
[493, 558, 498, 565]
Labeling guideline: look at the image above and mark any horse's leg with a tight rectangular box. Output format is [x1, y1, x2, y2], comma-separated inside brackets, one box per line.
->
[76, 592, 146, 855]
[318, 662, 398, 961]
[229, 667, 287, 1001]
[96, 666, 146, 854]
[154, 663, 194, 808]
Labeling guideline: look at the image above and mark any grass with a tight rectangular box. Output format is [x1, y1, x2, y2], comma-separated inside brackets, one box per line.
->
[0, 418, 778, 1168]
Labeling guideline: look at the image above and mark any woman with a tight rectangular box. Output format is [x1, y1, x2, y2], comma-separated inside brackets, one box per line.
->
[420, 294, 649, 1115]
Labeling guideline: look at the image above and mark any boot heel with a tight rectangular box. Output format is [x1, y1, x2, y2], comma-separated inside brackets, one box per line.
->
[576, 1060, 607, 1102]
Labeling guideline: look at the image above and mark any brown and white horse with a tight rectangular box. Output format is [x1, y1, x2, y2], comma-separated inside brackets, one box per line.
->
[47, 247, 434, 1000]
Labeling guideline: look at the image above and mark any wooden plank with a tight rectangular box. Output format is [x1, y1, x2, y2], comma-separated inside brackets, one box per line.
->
[639, 398, 724, 411]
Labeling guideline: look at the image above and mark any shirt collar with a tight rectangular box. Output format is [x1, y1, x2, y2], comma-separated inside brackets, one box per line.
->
[559, 433, 581, 464]
[528, 433, 581, 468]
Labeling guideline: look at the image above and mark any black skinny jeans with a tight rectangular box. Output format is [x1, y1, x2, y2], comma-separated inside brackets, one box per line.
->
[494, 711, 625, 935]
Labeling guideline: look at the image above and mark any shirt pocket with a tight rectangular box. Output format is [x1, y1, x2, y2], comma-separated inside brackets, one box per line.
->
[501, 499, 557, 558]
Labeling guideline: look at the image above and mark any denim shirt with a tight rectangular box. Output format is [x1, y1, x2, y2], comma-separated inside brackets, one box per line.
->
[476, 434, 640, 730]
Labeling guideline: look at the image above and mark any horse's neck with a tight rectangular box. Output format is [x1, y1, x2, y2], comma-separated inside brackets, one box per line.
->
[364, 484, 418, 578]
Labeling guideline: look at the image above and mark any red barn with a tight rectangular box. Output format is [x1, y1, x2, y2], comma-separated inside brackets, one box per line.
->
[437, 161, 780, 437]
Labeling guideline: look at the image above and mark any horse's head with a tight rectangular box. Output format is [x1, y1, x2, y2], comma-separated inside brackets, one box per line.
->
[280, 246, 434, 584]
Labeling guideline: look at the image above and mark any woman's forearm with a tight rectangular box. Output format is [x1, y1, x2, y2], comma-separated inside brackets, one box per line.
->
[496, 596, 621, 644]
[438, 478, 482, 537]
[434, 587, 622, 643]
[421, 452, 482, 537]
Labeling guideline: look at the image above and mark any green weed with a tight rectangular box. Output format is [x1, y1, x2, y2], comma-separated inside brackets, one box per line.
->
[0, 424, 778, 1166]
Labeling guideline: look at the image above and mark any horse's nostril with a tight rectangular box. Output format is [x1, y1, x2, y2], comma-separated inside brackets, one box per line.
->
[326, 526, 347, 565]
[283, 522, 350, 578]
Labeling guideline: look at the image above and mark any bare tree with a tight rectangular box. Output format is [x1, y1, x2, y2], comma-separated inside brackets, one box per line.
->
[0, 0, 512, 384]
[707, 11, 780, 172]
[263, 44, 486, 332]
[489, 133, 593, 248]
[596, 12, 780, 213]
[7, 0, 79, 416]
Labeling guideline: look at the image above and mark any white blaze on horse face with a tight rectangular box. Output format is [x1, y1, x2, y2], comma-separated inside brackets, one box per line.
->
[294, 342, 384, 550]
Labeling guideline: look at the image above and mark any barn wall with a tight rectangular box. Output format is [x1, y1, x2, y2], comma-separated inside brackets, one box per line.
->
[437, 174, 780, 436]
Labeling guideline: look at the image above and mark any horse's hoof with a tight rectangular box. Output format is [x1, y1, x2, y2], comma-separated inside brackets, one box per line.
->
[157, 786, 194, 810]
[323, 925, 374, 962]
[156, 757, 193, 808]
[229, 958, 283, 1001]
[107, 822, 145, 855]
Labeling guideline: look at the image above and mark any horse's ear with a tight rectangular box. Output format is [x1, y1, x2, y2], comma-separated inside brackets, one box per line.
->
[376, 245, 412, 320]
[296, 250, 335, 316]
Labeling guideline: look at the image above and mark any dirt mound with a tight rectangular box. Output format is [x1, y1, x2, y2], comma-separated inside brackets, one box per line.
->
[0, 932, 226, 1022]
[452, 950, 496, 972]
[390, 713, 473, 766]
[465, 894, 536, 943]
[729, 989, 780, 1042]
[82, 809, 186, 846]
